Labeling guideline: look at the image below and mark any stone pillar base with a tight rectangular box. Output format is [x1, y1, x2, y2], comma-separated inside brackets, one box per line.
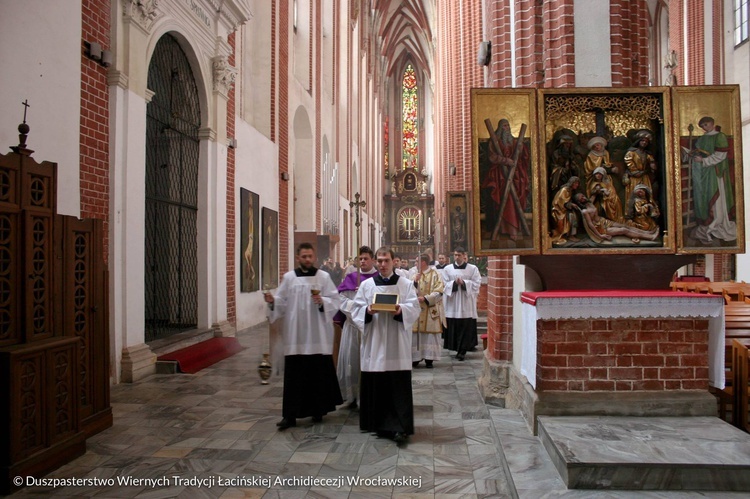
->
[120, 343, 157, 383]
[478, 350, 510, 407]
[213, 320, 236, 337]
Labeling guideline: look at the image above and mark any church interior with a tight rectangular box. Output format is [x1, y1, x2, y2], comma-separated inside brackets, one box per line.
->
[2, 0, 750, 495]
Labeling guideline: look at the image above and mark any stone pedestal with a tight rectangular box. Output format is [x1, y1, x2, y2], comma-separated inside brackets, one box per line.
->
[512, 291, 725, 434]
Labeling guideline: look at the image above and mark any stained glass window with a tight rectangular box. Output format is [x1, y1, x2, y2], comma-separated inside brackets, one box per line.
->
[402, 64, 418, 170]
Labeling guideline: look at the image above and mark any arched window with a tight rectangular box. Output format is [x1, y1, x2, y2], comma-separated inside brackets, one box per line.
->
[401, 64, 418, 170]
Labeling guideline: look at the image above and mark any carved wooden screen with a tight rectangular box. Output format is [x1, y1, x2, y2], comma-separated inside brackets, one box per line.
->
[22, 161, 56, 342]
[56, 216, 109, 430]
[0, 138, 111, 493]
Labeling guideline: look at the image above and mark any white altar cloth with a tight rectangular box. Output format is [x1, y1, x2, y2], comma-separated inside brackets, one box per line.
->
[519, 291, 725, 389]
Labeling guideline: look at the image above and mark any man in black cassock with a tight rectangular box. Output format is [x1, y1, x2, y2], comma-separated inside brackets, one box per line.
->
[265, 243, 343, 429]
[350, 247, 420, 444]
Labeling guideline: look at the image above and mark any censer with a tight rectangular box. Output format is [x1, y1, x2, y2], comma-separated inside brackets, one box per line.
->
[258, 353, 272, 384]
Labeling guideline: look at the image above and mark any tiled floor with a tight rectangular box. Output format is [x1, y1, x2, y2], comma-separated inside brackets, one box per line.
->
[10, 324, 514, 498]
[10, 324, 750, 498]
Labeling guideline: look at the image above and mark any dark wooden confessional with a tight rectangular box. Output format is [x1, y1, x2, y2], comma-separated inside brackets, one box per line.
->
[0, 120, 111, 494]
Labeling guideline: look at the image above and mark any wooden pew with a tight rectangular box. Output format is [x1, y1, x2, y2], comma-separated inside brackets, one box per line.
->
[708, 282, 750, 302]
[732, 339, 750, 432]
[715, 305, 750, 422]
[670, 281, 711, 293]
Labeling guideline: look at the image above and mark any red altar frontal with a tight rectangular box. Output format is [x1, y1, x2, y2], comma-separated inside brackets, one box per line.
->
[513, 290, 725, 431]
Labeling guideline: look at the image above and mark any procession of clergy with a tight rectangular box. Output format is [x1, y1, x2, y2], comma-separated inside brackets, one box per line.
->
[264, 243, 481, 445]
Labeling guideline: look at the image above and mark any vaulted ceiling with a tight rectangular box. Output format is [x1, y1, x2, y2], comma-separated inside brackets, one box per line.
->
[372, 0, 435, 80]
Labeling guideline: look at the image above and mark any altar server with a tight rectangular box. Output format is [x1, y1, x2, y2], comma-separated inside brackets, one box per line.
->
[351, 247, 420, 444]
[265, 243, 343, 430]
[442, 247, 481, 360]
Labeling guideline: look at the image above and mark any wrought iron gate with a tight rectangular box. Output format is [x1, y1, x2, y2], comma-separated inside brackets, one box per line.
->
[144, 34, 199, 342]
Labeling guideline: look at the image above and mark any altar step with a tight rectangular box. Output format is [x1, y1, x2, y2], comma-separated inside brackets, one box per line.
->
[491, 409, 750, 496]
[538, 415, 750, 492]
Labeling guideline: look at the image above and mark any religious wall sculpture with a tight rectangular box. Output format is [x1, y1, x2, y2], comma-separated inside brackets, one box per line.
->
[470, 86, 744, 256]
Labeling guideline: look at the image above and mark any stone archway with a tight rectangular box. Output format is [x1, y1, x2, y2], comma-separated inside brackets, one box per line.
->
[144, 33, 200, 342]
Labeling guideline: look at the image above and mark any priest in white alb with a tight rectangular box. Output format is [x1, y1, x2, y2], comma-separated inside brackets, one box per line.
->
[265, 243, 343, 430]
[351, 247, 420, 444]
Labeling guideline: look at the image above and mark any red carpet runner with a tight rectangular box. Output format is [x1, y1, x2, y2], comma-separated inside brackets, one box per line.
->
[157, 337, 245, 374]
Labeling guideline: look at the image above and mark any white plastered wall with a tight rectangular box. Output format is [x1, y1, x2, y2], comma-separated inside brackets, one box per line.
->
[0, 0, 80, 216]
[726, 1, 750, 282]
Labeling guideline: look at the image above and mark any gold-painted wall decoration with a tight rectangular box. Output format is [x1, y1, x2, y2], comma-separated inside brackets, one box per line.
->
[673, 86, 744, 254]
[471, 89, 540, 255]
[470, 85, 744, 256]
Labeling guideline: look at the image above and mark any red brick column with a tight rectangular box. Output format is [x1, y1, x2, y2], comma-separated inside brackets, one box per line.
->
[81, 0, 110, 262]
[487, 256, 513, 362]
[536, 318, 710, 392]
[226, 33, 236, 325]
[277, 0, 290, 274]
[542, 0, 575, 88]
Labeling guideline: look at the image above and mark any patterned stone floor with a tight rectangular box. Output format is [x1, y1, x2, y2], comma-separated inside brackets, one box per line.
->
[9, 323, 513, 498]
[9, 323, 750, 498]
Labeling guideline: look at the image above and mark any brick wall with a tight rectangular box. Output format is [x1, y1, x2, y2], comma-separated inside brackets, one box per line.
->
[542, 0, 575, 88]
[277, 0, 290, 274]
[610, 0, 650, 87]
[536, 318, 710, 392]
[487, 256, 513, 361]
[477, 281, 488, 312]
[687, 0, 705, 85]
[226, 33, 236, 324]
[668, 0, 683, 85]
[81, 0, 110, 262]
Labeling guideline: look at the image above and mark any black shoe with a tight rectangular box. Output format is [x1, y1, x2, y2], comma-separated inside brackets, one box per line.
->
[425, 360, 434, 368]
[312, 415, 322, 423]
[412, 361, 420, 368]
[456, 353, 465, 361]
[276, 417, 296, 430]
[392, 432, 407, 444]
[347, 400, 358, 410]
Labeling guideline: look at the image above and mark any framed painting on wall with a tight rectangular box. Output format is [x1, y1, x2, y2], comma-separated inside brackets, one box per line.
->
[240, 188, 260, 292]
[471, 88, 540, 255]
[262, 207, 279, 289]
[672, 85, 744, 254]
[538, 87, 675, 254]
[447, 191, 472, 254]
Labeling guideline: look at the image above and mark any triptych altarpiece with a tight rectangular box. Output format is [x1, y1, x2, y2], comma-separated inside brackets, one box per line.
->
[470, 86, 744, 256]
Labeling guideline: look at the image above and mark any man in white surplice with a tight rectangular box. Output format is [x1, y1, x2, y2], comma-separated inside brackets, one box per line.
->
[442, 247, 481, 360]
[265, 243, 343, 430]
[351, 247, 420, 444]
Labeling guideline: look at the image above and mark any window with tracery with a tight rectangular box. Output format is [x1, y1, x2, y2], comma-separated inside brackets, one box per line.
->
[402, 64, 418, 170]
